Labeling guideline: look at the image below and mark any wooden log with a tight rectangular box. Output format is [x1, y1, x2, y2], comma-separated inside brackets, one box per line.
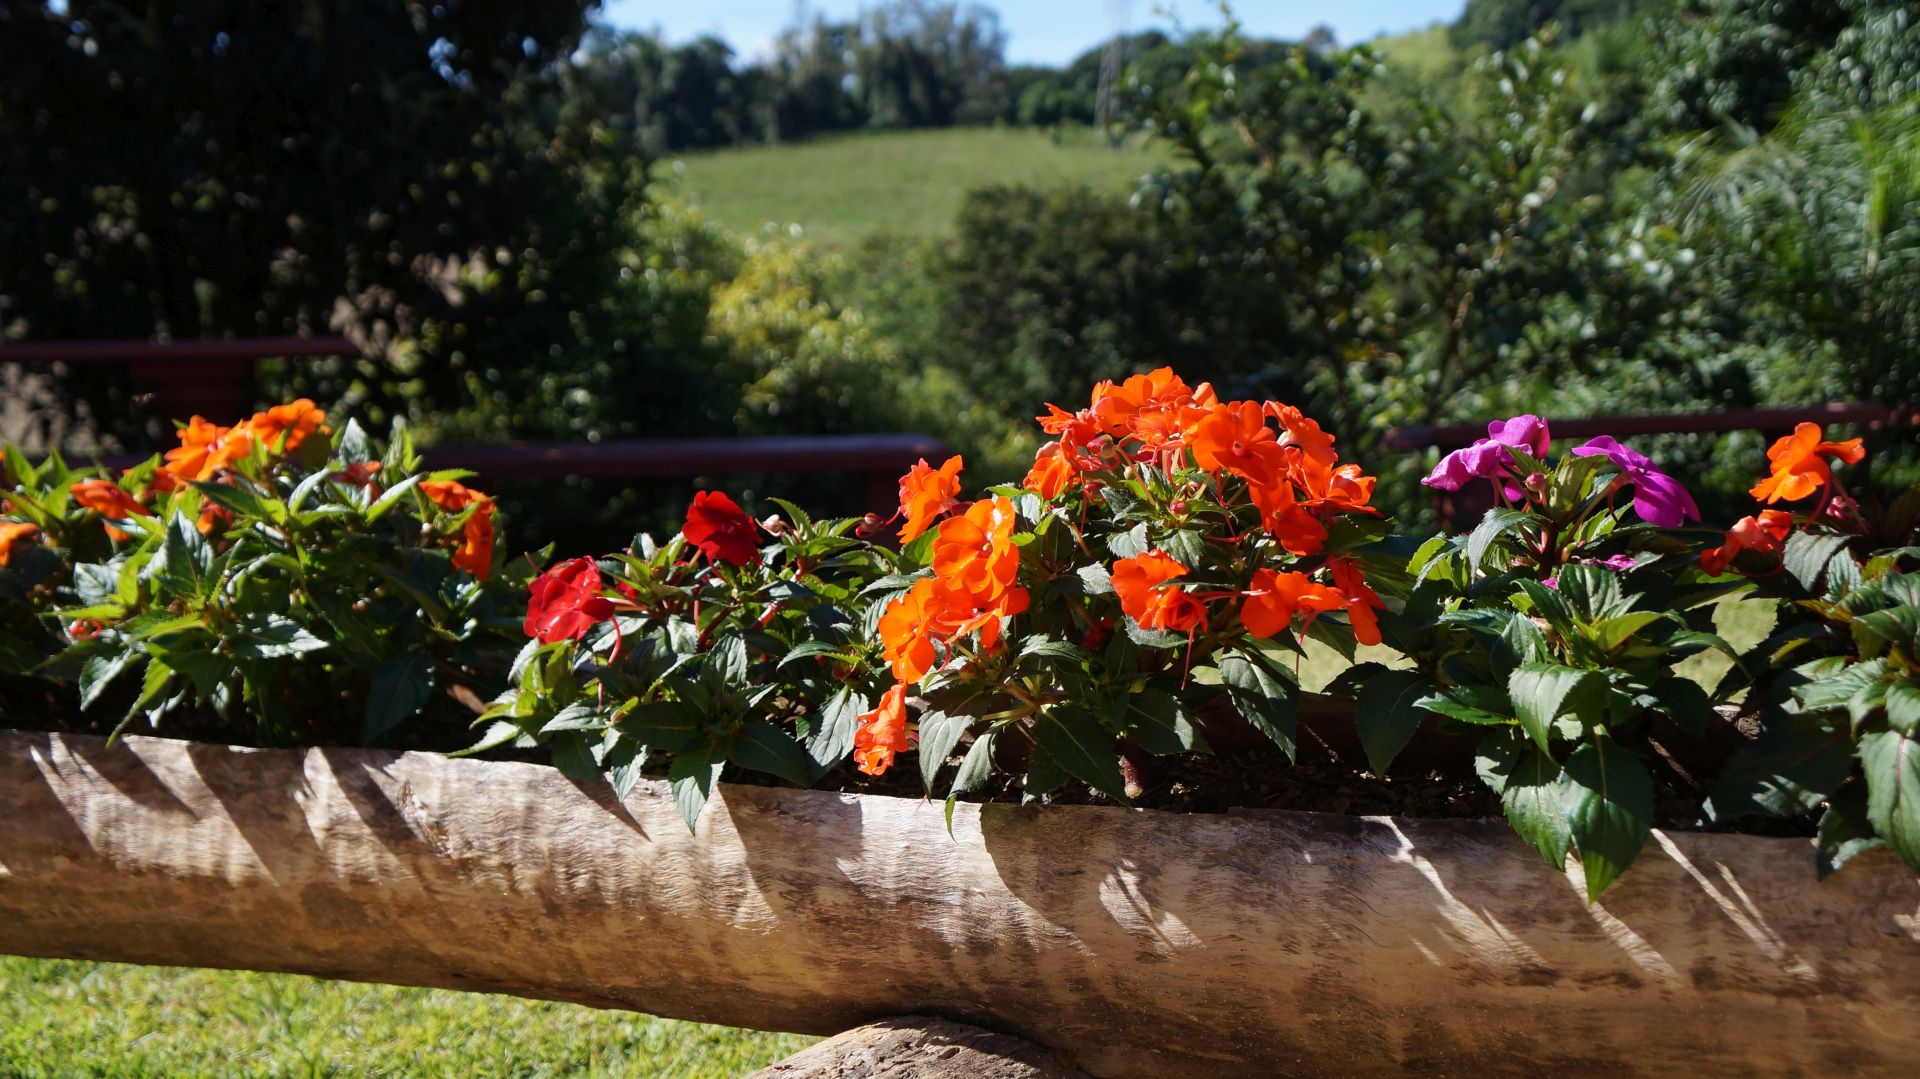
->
[2, 728, 1918, 1078]
[747, 1017, 1086, 1078]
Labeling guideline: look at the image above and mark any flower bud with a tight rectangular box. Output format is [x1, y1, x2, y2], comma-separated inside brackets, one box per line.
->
[1523, 471, 1549, 500]
[759, 514, 789, 537]
[1169, 499, 1189, 516]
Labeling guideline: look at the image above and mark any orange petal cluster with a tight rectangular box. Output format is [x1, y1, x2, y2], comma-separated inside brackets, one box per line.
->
[1112, 550, 1208, 633]
[880, 495, 1030, 686]
[853, 683, 916, 776]
[1021, 367, 1376, 558]
[897, 455, 964, 543]
[0, 521, 40, 567]
[1751, 423, 1865, 504]
[1239, 560, 1383, 645]
[1701, 509, 1794, 577]
[421, 479, 497, 578]
[70, 479, 154, 542]
[158, 399, 331, 488]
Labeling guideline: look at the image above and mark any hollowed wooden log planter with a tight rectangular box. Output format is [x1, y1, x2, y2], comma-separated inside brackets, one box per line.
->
[4, 727, 1919, 1078]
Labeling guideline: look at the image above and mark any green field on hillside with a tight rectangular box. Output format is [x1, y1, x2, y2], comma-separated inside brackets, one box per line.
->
[665, 126, 1171, 246]
[0, 957, 812, 1078]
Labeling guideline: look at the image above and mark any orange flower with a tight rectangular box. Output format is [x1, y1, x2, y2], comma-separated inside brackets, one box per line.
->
[248, 398, 330, 452]
[854, 683, 916, 776]
[1088, 367, 1214, 445]
[1266, 402, 1339, 467]
[1022, 441, 1077, 500]
[878, 578, 966, 684]
[1112, 550, 1207, 633]
[197, 500, 235, 536]
[947, 583, 1031, 654]
[70, 479, 153, 542]
[421, 479, 496, 577]
[1751, 423, 1866, 504]
[163, 416, 255, 484]
[1248, 479, 1329, 557]
[1189, 400, 1289, 485]
[1701, 509, 1795, 577]
[1327, 557, 1386, 647]
[1293, 456, 1378, 516]
[932, 495, 1021, 607]
[1239, 568, 1346, 640]
[898, 455, 964, 543]
[0, 521, 39, 567]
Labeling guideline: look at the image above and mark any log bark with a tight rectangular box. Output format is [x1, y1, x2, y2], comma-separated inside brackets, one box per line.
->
[3, 728, 1919, 1078]
[747, 1017, 1086, 1078]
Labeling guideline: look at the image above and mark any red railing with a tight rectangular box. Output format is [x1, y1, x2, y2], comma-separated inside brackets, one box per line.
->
[3, 338, 947, 512]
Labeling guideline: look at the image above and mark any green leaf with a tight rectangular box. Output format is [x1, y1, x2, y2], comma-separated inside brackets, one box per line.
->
[454, 719, 523, 757]
[548, 731, 600, 782]
[1646, 676, 1715, 737]
[1563, 737, 1655, 901]
[777, 640, 857, 670]
[1356, 669, 1435, 775]
[1507, 663, 1605, 752]
[1861, 726, 1920, 873]
[1162, 529, 1205, 568]
[151, 513, 212, 599]
[1217, 648, 1298, 760]
[537, 701, 601, 734]
[951, 732, 996, 797]
[1478, 733, 1575, 869]
[1709, 708, 1851, 822]
[1782, 531, 1853, 593]
[365, 474, 425, 522]
[1816, 780, 1885, 879]
[733, 721, 816, 786]
[1105, 522, 1149, 560]
[1555, 565, 1628, 621]
[1467, 508, 1531, 573]
[917, 710, 971, 792]
[1073, 564, 1114, 595]
[79, 652, 137, 711]
[1587, 611, 1668, 653]
[1033, 705, 1127, 802]
[1122, 619, 1187, 649]
[1018, 637, 1095, 664]
[624, 700, 705, 753]
[805, 687, 864, 771]
[231, 615, 330, 661]
[362, 656, 436, 743]
[1889, 678, 1920, 735]
[190, 480, 280, 523]
[1513, 579, 1577, 635]
[1118, 689, 1207, 755]
[668, 743, 727, 832]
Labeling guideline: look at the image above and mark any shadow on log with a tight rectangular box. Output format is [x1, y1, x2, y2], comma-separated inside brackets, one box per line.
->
[2, 729, 1919, 1077]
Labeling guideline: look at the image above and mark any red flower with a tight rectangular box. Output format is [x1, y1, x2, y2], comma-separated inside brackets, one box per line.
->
[1701, 509, 1794, 577]
[683, 491, 759, 566]
[854, 683, 916, 776]
[421, 479, 497, 578]
[525, 557, 616, 643]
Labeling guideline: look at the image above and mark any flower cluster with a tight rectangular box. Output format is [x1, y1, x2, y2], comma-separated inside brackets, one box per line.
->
[1422, 415, 1699, 528]
[1701, 423, 1866, 578]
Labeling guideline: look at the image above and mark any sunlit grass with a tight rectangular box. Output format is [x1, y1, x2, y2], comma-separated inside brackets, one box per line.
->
[0, 957, 812, 1079]
[665, 126, 1170, 246]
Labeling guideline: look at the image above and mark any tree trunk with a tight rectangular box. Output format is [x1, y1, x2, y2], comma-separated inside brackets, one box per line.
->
[2, 729, 1918, 1078]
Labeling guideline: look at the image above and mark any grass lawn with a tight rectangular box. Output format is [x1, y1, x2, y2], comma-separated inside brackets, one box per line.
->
[0, 957, 812, 1078]
[664, 126, 1171, 247]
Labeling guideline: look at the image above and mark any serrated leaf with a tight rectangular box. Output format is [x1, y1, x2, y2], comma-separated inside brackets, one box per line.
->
[669, 743, 726, 832]
[1018, 637, 1095, 664]
[1861, 726, 1920, 873]
[1783, 531, 1854, 593]
[454, 719, 523, 757]
[548, 731, 600, 781]
[951, 731, 996, 796]
[1034, 704, 1127, 802]
[1074, 564, 1114, 594]
[537, 700, 601, 734]
[1508, 663, 1605, 751]
[917, 710, 971, 792]
[806, 687, 864, 771]
[1119, 689, 1206, 755]
[624, 700, 705, 752]
[777, 640, 857, 669]
[1218, 648, 1297, 760]
[231, 614, 330, 661]
[364, 656, 435, 742]
[1563, 737, 1655, 901]
[1106, 522, 1149, 560]
[733, 721, 815, 786]
[1467, 508, 1531, 573]
[1587, 611, 1668, 653]
[1480, 733, 1575, 869]
[1356, 669, 1435, 775]
[1162, 529, 1205, 568]
[79, 652, 137, 710]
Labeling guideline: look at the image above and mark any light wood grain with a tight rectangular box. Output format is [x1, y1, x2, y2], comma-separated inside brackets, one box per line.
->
[2, 729, 1918, 1077]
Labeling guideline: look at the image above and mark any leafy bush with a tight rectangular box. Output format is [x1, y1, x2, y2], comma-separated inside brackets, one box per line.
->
[0, 403, 534, 747]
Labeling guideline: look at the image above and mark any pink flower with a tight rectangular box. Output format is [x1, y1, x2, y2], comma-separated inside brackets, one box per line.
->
[1569, 437, 1700, 528]
[1422, 415, 1550, 500]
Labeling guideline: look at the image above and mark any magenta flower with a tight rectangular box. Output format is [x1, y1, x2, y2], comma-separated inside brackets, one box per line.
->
[1569, 436, 1700, 528]
[1421, 414, 1551, 500]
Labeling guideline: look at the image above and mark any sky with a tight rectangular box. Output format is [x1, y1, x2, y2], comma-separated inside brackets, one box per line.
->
[601, 1, 1466, 66]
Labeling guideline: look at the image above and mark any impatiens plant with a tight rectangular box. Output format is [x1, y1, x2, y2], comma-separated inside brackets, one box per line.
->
[1697, 424, 1920, 877]
[1383, 416, 1738, 898]
[1, 403, 534, 746]
[497, 368, 1397, 831]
